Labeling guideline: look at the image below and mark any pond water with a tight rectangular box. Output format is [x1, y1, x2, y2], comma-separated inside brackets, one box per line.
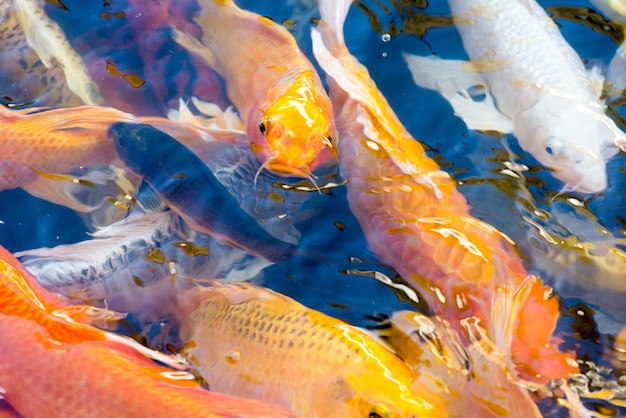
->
[0, 0, 624, 416]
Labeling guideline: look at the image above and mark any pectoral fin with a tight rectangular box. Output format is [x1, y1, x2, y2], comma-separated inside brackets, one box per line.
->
[172, 28, 217, 68]
[587, 65, 605, 98]
[403, 53, 514, 132]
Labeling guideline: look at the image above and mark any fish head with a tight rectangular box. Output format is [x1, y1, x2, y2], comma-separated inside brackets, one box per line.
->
[110, 122, 154, 174]
[514, 100, 616, 193]
[249, 70, 337, 177]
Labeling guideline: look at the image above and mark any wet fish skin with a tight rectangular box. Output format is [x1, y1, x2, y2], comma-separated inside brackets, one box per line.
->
[0, 245, 295, 418]
[311, 0, 578, 384]
[404, 0, 626, 193]
[0, 105, 135, 191]
[179, 281, 449, 418]
[174, 0, 337, 178]
[110, 122, 298, 263]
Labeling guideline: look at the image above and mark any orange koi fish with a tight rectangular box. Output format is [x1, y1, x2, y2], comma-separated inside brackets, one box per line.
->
[0, 105, 137, 191]
[173, 0, 336, 179]
[178, 281, 449, 418]
[311, 0, 578, 384]
[0, 244, 294, 417]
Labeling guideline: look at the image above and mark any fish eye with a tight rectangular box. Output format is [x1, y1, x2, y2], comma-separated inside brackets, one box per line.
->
[259, 121, 266, 135]
[369, 404, 390, 418]
[545, 137, 564, 157]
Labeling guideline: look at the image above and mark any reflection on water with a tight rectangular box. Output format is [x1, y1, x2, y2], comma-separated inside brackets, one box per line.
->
[0, 0, 625, 416]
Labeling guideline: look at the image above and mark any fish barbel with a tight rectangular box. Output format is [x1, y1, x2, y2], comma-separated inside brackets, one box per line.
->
[173, 0, 336, 179]
[403, 0, 626, 193]
[178, 281, 449, 417]
[110, 122, 299, 263]
[0, 244, 294, 417]
[311, 0, 578, 383]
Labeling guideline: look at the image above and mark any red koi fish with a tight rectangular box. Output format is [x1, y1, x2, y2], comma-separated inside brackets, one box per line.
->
[0, 244, 294, 417]
[173, 0, 336, 179]
[311, 0, 578, 384]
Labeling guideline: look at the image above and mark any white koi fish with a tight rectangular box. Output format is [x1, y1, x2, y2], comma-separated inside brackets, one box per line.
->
[403, 0, 626, 193]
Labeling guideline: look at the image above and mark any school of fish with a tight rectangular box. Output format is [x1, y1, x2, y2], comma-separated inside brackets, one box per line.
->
[0, 0, 624, 417]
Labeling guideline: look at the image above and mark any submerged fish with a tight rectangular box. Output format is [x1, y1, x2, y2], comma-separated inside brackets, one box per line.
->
[173, 0, 336, 179]
[178, 281, 448, 418]
[0, 0, 100, 107]
[110, 122, 298, 263]
[311, 0, 578, 384]
[0, 244, 294, 417]
[402, 0, 626, 193]
[16, 210, 271, 319]
[0, 105, 135, 191]
[377, 311, 543, 418]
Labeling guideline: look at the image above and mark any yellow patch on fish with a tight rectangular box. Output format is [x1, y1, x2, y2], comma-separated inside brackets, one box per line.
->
[256, 70, 336, 177]
[179, 281, 448, 417]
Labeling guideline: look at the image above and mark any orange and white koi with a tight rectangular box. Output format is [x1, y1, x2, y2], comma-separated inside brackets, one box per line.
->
[173, 0, 336, 180]
[311, 0, 578, 384]
[0, 244, 294, 417]
[178, 281, 449, 418]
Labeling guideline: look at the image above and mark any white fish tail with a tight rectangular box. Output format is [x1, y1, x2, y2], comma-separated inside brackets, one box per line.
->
[317, 0, 352, 45]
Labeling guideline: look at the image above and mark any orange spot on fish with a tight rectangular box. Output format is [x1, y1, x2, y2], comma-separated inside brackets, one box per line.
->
[267, 65, 288, 73]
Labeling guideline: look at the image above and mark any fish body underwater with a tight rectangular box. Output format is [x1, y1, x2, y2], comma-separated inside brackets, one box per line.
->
[0, 105, 135, 191]
[403, 0, 626, 193]
[311, 0, 578, 384]
[173, 0, 336, 178]
[178, 281, 449, 418]
[0, 0, 86, 108]
[110, 122, 298, 263]
[0, 244, 295, 417]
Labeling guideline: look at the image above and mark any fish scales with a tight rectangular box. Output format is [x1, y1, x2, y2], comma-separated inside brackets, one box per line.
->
[450, 0, 596, 115]
[175, 0, 336, 177]
[312, 0, 578, 384]
[110, 122, 298, 263]
[0, 0, 90, 108]
[0, 245, 295, 417]
[180, 282, 448, 417]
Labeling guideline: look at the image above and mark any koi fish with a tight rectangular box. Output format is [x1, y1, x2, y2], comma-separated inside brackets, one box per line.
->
[377, 311, 543, 417]
[4, 0, 101, 107]
[402, 0, 626, 193]
[173, 0, 337, 179]
[0, 244, 295, 417]
[311, 0, 578, 383]
[16, 210, 271, 318]
[0, 0, 84, 108]
[0, 105, 136, 191]
[177, 281, 448, 418]
[110, 122, 299, 263]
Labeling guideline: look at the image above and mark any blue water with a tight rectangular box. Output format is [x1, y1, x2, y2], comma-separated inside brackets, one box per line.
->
[1, 0, 625, 416]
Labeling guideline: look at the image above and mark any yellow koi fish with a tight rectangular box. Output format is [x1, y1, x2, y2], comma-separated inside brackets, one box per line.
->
[173, 0, 336, 180]
[311, 0, 578, 384]
[178, 281, 449, 417]
[0, 245, 295, 417]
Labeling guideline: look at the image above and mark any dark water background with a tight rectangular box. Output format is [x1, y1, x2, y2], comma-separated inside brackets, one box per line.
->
[0, 0, 624, 416]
